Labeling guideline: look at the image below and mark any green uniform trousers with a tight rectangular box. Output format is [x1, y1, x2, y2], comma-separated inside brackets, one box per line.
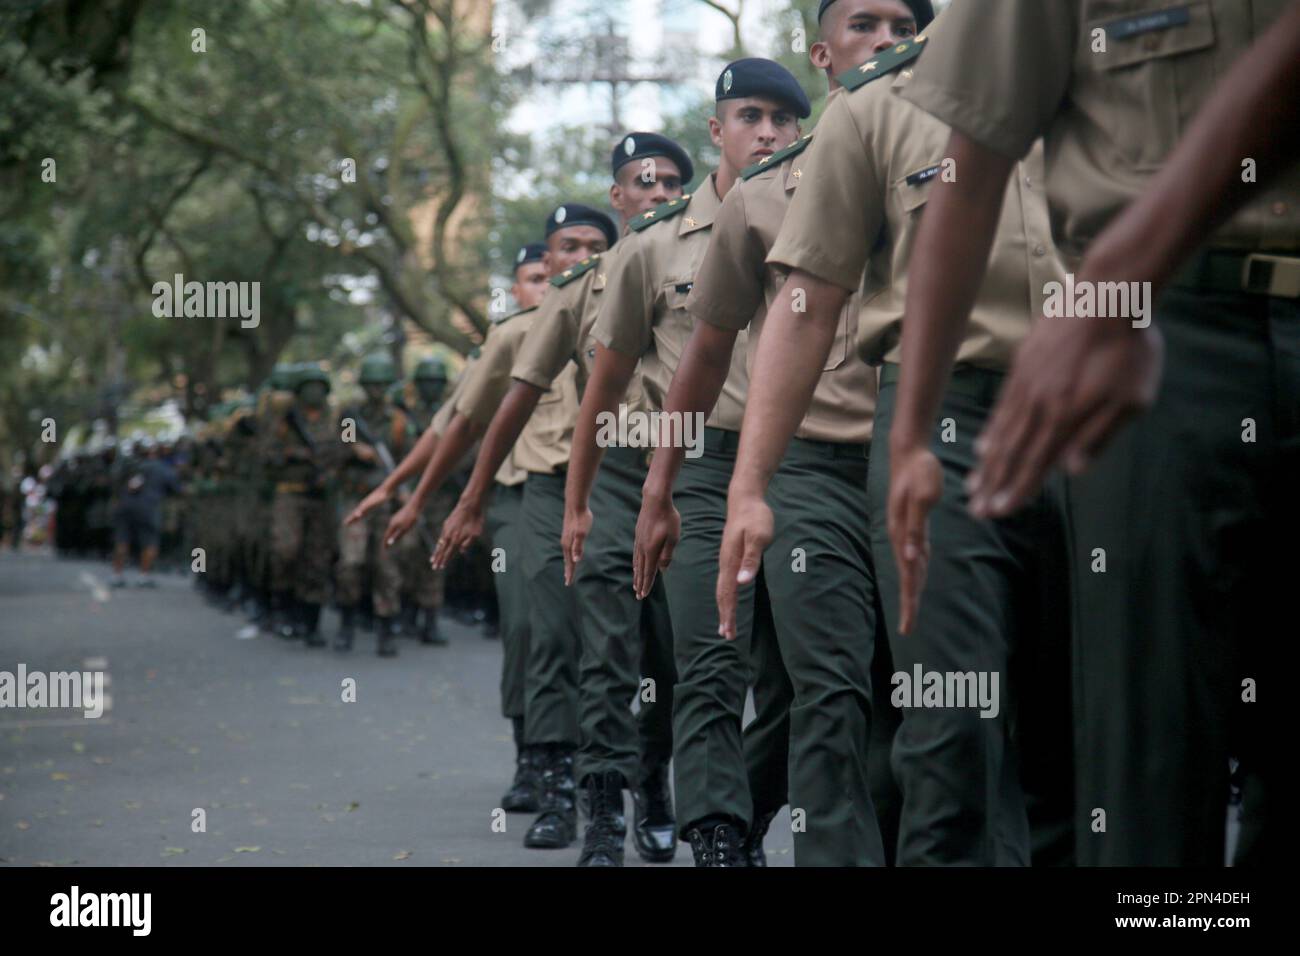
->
[269, 491, 336, 605]
[1066, 277, 1295, 866]
[519, 472, 580, 746]
[664, 428, 767, 836]
[573, 445, 676, 785]
[869, 364, 1075, 866]
[743, 436, 897, 866]
[486, 482, 529, 723]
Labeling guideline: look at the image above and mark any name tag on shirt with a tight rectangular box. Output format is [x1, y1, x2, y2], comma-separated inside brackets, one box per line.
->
[1105, 6, 1190, 40]
[906, 164, 943, 187]
[675, 282, 693, 295]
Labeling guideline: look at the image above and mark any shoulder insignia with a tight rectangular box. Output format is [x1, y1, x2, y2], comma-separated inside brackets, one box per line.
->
[550, 255, 601, 288]
[836, 34, 927, 92]
[629, 194, 692, 233]
[741, 133, 814, 180]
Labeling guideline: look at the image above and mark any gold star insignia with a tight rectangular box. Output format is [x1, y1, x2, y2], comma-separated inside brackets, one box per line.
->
[759, 156, 771, 165]
[684, 217, 697, 228]
[792, 168, 802, 180]
[860, 60, 878, 73]
[643, 211, 656, 220]
[562, 270, 573, 278]
[669, 200, 680, 206]
[895, 42, 910, 53]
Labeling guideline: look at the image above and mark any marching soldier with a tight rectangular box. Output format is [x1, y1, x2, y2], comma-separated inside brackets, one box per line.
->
[265, 363, 343, 647]
[396, 355, 454, 645]
[634, 0, 932, 866]
[560, 60, 807, 865]
[336, 352, 415, 656]
[716, 8, 1076, 865]
[891, 0, 1298, 866]
[436, 142, 695, 864]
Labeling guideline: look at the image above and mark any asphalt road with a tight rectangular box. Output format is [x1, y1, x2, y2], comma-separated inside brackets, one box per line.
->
[0, 550, 794, 867]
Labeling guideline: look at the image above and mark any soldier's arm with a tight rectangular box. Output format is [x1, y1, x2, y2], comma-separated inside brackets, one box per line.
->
[454, 380, 543, 514]
[634, 186, 758, 597]
[564, 239, 653, 577]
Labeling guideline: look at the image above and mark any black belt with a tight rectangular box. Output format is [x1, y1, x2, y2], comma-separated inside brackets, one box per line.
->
[1173, 250, 1300, 299]
[701, 426, 742, 455]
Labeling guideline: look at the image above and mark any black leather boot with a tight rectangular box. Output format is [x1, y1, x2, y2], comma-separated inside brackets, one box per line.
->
[399, 603, 418, 638]
[685, 823, 748, 867]
[421, 607, 447, 646]
[335, 605, 356, 651]
[376, 616, 399, 657]
[523, 745, 577, 849]
[266, 591, 295, 639]
[501, 744, 541, 813]
[576, 771, 626, 867]
[744, 809, 778, 868]
[631, 763, 677, 863]
[302, 602, 326, 647]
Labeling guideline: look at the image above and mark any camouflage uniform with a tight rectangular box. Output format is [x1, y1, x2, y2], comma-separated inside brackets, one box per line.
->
[396, 356, 454, 641]
[265, 365, 343, 644]
[335, 353, 414, 655]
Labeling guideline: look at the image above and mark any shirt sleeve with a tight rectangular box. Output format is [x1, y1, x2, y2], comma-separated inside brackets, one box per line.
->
[902, 0, 1077, 160]
[454, 322, 523, 428]
[512, 285, 581, 389]
[767, 92, 881, 291]
[688, 181, 765, 331]
[593, 233, 655, 357]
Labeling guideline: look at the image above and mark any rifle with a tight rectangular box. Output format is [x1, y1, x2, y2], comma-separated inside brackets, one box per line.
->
[285, 407, 328, 493]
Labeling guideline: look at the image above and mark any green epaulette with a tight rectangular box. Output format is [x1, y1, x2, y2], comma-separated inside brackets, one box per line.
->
[550, 256, 601, 288]
[741, 133, 814, 180]
[836, 34, 928, 92]
[629, 195, 692, 233]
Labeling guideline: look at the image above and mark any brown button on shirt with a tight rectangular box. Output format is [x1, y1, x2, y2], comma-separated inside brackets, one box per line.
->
[434, 353, 525, 488]
[454, 308, 575, 476]
[512, 244, 650, 416]
[689, 122, 877, 445]
[902, 0, 1299, 259]
[768, 63, 1063, 372]
[593, 176, 751, 432]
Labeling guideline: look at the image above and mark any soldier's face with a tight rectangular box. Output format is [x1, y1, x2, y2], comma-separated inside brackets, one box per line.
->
[610, 158, 684, 221]
[512, 261, 550, 309]
[417, 379, 447, 404]
[812, 0, 918, 85]
[710, 97, 800, 173]
[298, 382, 327, 408]
[543, 225, 609, 277]
[363, 383, 386, 404]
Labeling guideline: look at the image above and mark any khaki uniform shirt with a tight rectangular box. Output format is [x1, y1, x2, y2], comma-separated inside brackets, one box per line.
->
[454, 308, 573, 477]
[769, 55, 1062, 372]
[435, 356, 526, 488]
[593, 176, 751, 432]
[512, 244, 651, 420]
[903, 0, 1299, 259]
[689, 113, 877, 444]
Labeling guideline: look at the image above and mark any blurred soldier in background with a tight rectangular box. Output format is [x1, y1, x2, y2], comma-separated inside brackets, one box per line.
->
[336, 353, 414, 656]
[265, 363, 343, 646]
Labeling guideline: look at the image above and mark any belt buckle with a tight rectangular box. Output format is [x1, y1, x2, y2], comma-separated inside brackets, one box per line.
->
[1242, 254, 1300, 298]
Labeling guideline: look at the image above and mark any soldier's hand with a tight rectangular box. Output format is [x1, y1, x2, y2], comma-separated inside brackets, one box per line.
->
[352, 442, 378, 464]
[384, 500, 419, 547]
[431, 498, 483, 570]
[346, 484, 390, 526]
[561, 506, 593, 586]
[633, 490, 680, 600]
[716, 486, 772, 642]
[887, 444, 943, 636]
[969, 316, 1164, 519]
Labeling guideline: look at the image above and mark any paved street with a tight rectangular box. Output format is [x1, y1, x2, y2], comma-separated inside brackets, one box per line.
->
[0, 550, 793, 867]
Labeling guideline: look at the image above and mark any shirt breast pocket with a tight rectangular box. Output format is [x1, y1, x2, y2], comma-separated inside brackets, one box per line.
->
[1081, 1, 1217, 170]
